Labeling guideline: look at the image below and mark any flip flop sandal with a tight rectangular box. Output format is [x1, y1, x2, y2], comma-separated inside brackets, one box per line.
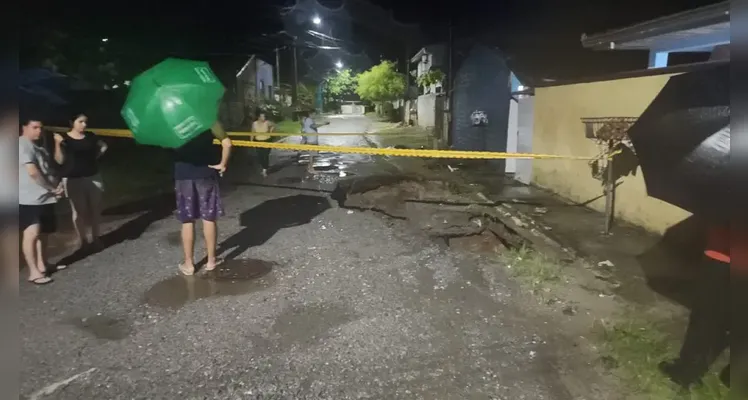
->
[178, 263, 195, 276]
[28, 276, 53, 285]
[204, 258, 224, 272]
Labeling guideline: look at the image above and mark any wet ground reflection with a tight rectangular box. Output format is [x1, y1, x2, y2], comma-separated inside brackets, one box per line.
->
[71, 315, 132, 340]
[143, 259, 275, 310]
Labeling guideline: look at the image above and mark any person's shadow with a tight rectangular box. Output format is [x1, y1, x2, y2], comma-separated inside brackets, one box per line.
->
[636, 215, 706, 308]
[57, 192, 176, 266]
[216, 194, 330, 261]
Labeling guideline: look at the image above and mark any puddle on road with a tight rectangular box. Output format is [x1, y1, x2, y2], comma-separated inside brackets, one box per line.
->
[142, 259, 275, 310]
[71, 315, 132, 340]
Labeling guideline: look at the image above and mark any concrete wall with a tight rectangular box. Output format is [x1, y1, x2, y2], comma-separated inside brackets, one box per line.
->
[506, 98, 519, 174]
[341, 104, 365, 115]
[417, 93, 437, 127]
[532, 74, 691, 234]
[515, 96, 534, 184]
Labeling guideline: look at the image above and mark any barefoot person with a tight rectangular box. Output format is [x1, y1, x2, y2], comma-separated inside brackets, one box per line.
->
[19, 118, 65, 285]
[54, 113, 108, 251]
[300, 109, 329, 174]
[174, 121, 232, 275]
[251, 112, 274, 178]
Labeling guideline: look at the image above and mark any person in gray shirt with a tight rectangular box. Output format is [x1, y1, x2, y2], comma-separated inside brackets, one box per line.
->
[19, 118, 65, 285]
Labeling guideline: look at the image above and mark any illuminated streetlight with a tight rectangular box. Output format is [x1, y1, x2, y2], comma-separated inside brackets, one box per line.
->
[101, 38, 109, 42]
[335, 60, 343, 69]
[312, 16, 321, 25]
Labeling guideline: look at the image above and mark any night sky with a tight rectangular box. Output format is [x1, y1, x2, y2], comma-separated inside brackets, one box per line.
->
[23, 0, 724, 84]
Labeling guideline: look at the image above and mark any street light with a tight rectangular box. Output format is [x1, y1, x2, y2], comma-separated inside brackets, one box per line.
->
[335, 60, 343, 69]
[312, 16, 322, 25]
[101, 38, 109, 42]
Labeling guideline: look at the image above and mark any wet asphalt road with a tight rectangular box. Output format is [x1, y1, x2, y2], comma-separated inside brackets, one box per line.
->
[19, 116, 607, 399]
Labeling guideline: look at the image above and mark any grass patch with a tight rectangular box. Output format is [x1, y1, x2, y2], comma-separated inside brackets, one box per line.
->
[274, 119, 300, 134]
[373, 126, 434, 149]
[365, 111, 389, 122]
[600, 313, 729, 399]
[499, 246, 561, 296]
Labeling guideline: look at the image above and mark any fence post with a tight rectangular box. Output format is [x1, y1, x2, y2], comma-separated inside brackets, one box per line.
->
[604, 150, 615, 234]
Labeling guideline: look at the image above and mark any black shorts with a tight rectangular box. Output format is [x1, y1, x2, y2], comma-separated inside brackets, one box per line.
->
[19, 204, 57, 234]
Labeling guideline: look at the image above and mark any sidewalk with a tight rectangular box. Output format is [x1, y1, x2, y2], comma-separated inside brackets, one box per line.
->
[361, 122, 702, 311]
[451, 163, 703, 307]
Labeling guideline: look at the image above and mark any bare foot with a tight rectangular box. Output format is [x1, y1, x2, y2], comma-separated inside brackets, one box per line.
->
[179, 262, 195, 276]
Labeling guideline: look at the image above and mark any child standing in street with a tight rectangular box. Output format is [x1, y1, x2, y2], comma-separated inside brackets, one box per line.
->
[299, 109, 329, 174]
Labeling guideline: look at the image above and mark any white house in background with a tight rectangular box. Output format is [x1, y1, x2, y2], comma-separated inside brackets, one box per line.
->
[221, 55, 275, 129]
[236, 55, 274, 102]
[410, 45, 447, 129]
[581, 1, 730, 68]
[411, 45, 446, 95]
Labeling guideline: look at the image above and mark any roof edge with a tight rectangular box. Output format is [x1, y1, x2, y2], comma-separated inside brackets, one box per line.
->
[534, 60, 728, 88]
[581, 1, 730, 50]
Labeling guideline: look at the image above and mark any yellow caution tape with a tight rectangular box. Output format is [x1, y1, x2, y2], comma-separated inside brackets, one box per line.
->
[46, 127, 410, 137]
[47, 127, 595, 160]
[228, 140, 593, 160]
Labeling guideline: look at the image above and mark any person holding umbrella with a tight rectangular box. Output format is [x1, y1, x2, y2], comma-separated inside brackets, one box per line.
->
[173, 121, 232, 275]
[659, 222, 731, 389]
[625, 63, 738, 392]
[120, 58, 233, 275]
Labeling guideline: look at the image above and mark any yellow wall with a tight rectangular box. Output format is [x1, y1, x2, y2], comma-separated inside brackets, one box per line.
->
[532, 74, 691, 234]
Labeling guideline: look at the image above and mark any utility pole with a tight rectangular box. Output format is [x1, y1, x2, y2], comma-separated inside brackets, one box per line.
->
[404, 42, 410, 124]
[447, 18, 454, 147]
[292, 45, 299, 109]
[275, 47, 281, 99]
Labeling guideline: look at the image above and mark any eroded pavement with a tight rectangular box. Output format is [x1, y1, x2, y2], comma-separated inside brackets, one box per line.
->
[20, 116, 616, 399]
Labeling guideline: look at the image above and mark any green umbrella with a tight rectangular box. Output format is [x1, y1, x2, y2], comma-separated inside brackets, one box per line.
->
[120, 58, 225, 148]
